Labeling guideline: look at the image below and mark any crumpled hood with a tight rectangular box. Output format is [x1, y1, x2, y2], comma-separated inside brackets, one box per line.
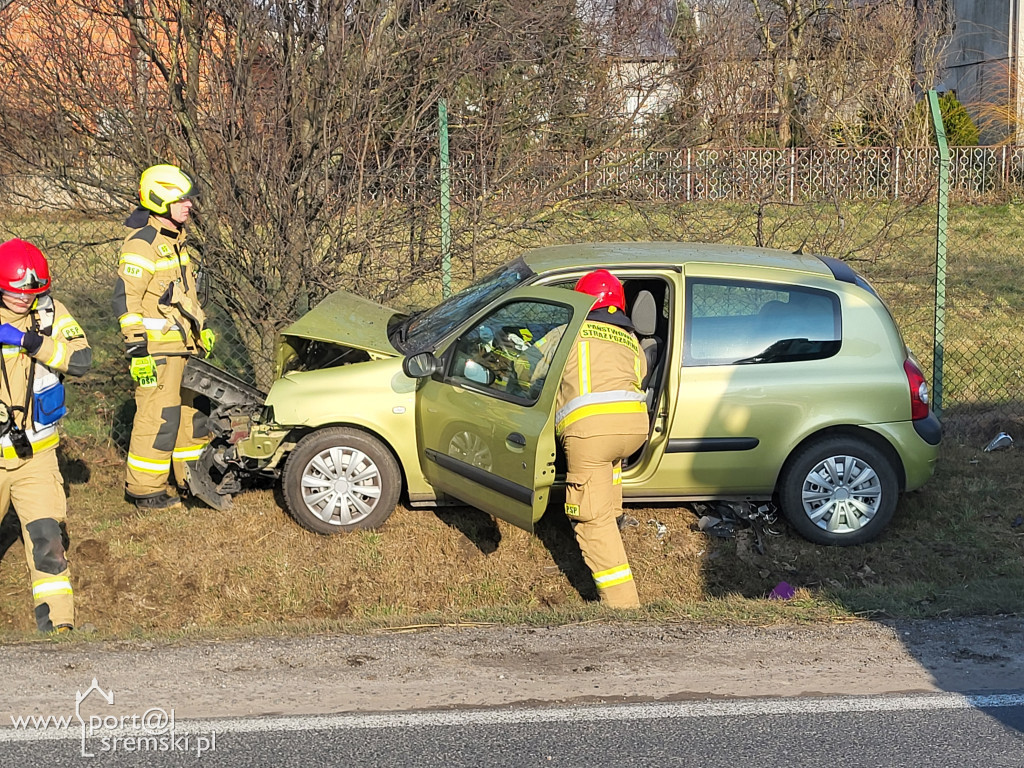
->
[282, 289, 402, 356]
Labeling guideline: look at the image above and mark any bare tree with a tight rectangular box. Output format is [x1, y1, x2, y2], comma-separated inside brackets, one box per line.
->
[0, 0, 947, 395]
[0, 0, 642, 385]
[664, 0, 945, 148]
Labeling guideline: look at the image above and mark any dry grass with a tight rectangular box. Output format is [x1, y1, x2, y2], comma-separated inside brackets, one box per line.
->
[1, 429, 1021, 642]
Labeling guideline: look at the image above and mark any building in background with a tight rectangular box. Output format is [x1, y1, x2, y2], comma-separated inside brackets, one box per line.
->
[936, 1, 1024, 143]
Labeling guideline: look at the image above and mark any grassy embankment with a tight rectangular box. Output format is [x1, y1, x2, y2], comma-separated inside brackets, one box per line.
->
[0, 202, 1022, 641]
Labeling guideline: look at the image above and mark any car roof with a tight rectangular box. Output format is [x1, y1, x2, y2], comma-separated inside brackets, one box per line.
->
[520, 242, 836, 278]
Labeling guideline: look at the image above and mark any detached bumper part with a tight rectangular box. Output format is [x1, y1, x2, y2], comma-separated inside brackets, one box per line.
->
[187, 446, 235, 511]
[182, 357, 267, 510]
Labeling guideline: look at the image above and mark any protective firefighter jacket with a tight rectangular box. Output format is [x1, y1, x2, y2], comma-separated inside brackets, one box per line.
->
[0, 296, 91, 468]
[553, 310, 648, 439]
[113, 211, 208, 357]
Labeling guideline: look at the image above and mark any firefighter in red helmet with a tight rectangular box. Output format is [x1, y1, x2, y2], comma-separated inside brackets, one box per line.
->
[552, 269, 648, 608]
[113, 164, 216, 510]
[0, 238, 91, 633]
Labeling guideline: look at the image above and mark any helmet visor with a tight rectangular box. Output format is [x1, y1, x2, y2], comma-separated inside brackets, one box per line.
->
[9, 267, 49, 292]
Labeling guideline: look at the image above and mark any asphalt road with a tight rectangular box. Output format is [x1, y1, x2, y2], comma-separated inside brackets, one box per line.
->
[2, 694, 1023, 767]
[2, 617, 1023, 766]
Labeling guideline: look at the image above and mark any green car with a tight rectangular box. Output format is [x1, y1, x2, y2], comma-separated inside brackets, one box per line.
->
[189, 243, 940, 546]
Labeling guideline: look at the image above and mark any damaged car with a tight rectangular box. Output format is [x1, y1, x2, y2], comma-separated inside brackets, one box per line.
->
[184, 242, 941, 546]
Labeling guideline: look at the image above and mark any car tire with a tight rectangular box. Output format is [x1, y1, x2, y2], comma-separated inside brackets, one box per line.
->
[778, 435, 899, 546]
[283, 427, 401, 535]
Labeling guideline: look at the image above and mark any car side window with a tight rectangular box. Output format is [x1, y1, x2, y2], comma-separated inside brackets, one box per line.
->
[447, 300, 574, 403]
[685, 279, 841, 366]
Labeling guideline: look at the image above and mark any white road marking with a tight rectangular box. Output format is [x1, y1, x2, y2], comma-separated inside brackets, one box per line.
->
[4, 692, 1023, 743]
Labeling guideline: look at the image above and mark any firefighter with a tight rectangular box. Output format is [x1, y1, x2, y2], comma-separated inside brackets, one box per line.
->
[555, 270, 648, 609]
[113, 163, 216, 510]
[0, 238, 91, 633]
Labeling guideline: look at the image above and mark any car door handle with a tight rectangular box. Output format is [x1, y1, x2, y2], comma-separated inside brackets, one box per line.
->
[506, 432, 527, 447]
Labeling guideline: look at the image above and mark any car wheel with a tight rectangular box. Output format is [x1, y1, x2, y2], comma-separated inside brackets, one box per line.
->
[283, 427, 401, 535]
[778, 436, 899, 546]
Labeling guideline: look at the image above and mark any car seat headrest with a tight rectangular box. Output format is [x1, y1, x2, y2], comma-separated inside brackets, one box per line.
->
[631, 290, 658, 337]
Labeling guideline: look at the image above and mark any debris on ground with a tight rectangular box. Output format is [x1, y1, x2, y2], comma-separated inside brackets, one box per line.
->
[983, 432, 1014, 452]
[693, 501, 783, 555]
[855, 564, 877, 582]
[1012, 515, 1023, 529]
[647, 519, 668, 540]
[768, 581, 796, 600]
[616, 513, 640, 531]
[697, 514, 736, 539]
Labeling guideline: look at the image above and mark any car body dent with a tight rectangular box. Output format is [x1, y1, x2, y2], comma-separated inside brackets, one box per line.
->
[260, 356, 433, 498]
[281, 289, 402, 354]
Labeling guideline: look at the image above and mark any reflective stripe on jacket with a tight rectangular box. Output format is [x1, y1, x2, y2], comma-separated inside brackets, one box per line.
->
[556, 318, 648, 438]
[112, 213, 205, 356]
[0, 296, 91, 468]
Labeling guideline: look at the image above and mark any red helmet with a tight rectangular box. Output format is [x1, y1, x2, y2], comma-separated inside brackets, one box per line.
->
[575, 269, 625, 312]
[0, 238, 51, 295]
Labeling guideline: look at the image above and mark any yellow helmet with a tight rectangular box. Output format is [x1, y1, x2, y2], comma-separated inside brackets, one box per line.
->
[139, 164, 195, 215]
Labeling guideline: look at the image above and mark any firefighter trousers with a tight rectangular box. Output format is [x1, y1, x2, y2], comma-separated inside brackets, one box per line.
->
[562, 432, 647, 609]
[125, 355, 209, 498]
[0, 448, 73, 632]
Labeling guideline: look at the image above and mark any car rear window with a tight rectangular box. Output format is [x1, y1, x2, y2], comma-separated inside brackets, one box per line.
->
[684, 279, 841, 366]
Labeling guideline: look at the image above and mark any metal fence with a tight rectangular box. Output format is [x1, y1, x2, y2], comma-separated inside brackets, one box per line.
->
[451, 146, 1024, 204]
[0, 144, 1021, 448]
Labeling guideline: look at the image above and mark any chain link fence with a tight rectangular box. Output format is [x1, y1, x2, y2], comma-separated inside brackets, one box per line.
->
[0, 145, 1020, 447]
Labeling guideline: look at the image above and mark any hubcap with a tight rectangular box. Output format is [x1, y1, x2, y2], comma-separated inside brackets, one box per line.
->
[300, 446, 383, 526]
[801, 454, 883, 534]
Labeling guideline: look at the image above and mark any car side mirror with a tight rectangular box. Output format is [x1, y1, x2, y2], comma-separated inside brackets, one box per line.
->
[403, 351, 441, 379]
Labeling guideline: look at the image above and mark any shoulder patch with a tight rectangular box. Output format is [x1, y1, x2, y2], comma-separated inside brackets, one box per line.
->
[128, 226, 158, 245]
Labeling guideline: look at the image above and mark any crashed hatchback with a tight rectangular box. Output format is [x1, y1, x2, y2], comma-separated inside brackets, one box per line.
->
[186, 242, 941, 546]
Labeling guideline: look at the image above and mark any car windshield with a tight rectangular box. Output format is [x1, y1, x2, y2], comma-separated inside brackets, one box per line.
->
[393, 257, 536, 353]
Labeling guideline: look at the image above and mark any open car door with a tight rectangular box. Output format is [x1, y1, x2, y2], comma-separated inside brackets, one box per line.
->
[414, 287, 596, 531]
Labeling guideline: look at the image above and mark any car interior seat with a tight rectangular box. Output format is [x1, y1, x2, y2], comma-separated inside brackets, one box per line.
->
[758, 299, 789, 322]
[624, 285, 665, 469]
[630, 289, 660, 394]
[756, 298, 800, 349]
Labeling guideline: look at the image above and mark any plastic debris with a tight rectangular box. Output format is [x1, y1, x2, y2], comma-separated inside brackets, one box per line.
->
[768, 581, 796, 600]
[983, 432, 1014, 452]
[1012, 515, 1023, 529]
[692, 500, 782, 554]
[616, 513, 640, 531]
[647, 519, 668, 540]
[698, 515, 735, 538]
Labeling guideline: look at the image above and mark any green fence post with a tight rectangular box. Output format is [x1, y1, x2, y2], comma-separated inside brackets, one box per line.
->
[926, 90, 948, 419]
[438, 98, 452, 299]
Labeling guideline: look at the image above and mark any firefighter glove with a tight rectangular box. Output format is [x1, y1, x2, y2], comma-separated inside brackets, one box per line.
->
[200, 327, 216, 358]
[129, 355, 157, 387]
[0, 323, 25, 348]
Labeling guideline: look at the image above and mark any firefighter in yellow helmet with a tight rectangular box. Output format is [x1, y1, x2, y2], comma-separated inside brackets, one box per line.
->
[113, 164, 216, 509]
[553, 270, 648, 609]
[0, 238, 92, 633]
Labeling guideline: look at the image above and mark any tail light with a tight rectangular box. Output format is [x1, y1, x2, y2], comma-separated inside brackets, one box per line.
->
[903, 359, 930, 420]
